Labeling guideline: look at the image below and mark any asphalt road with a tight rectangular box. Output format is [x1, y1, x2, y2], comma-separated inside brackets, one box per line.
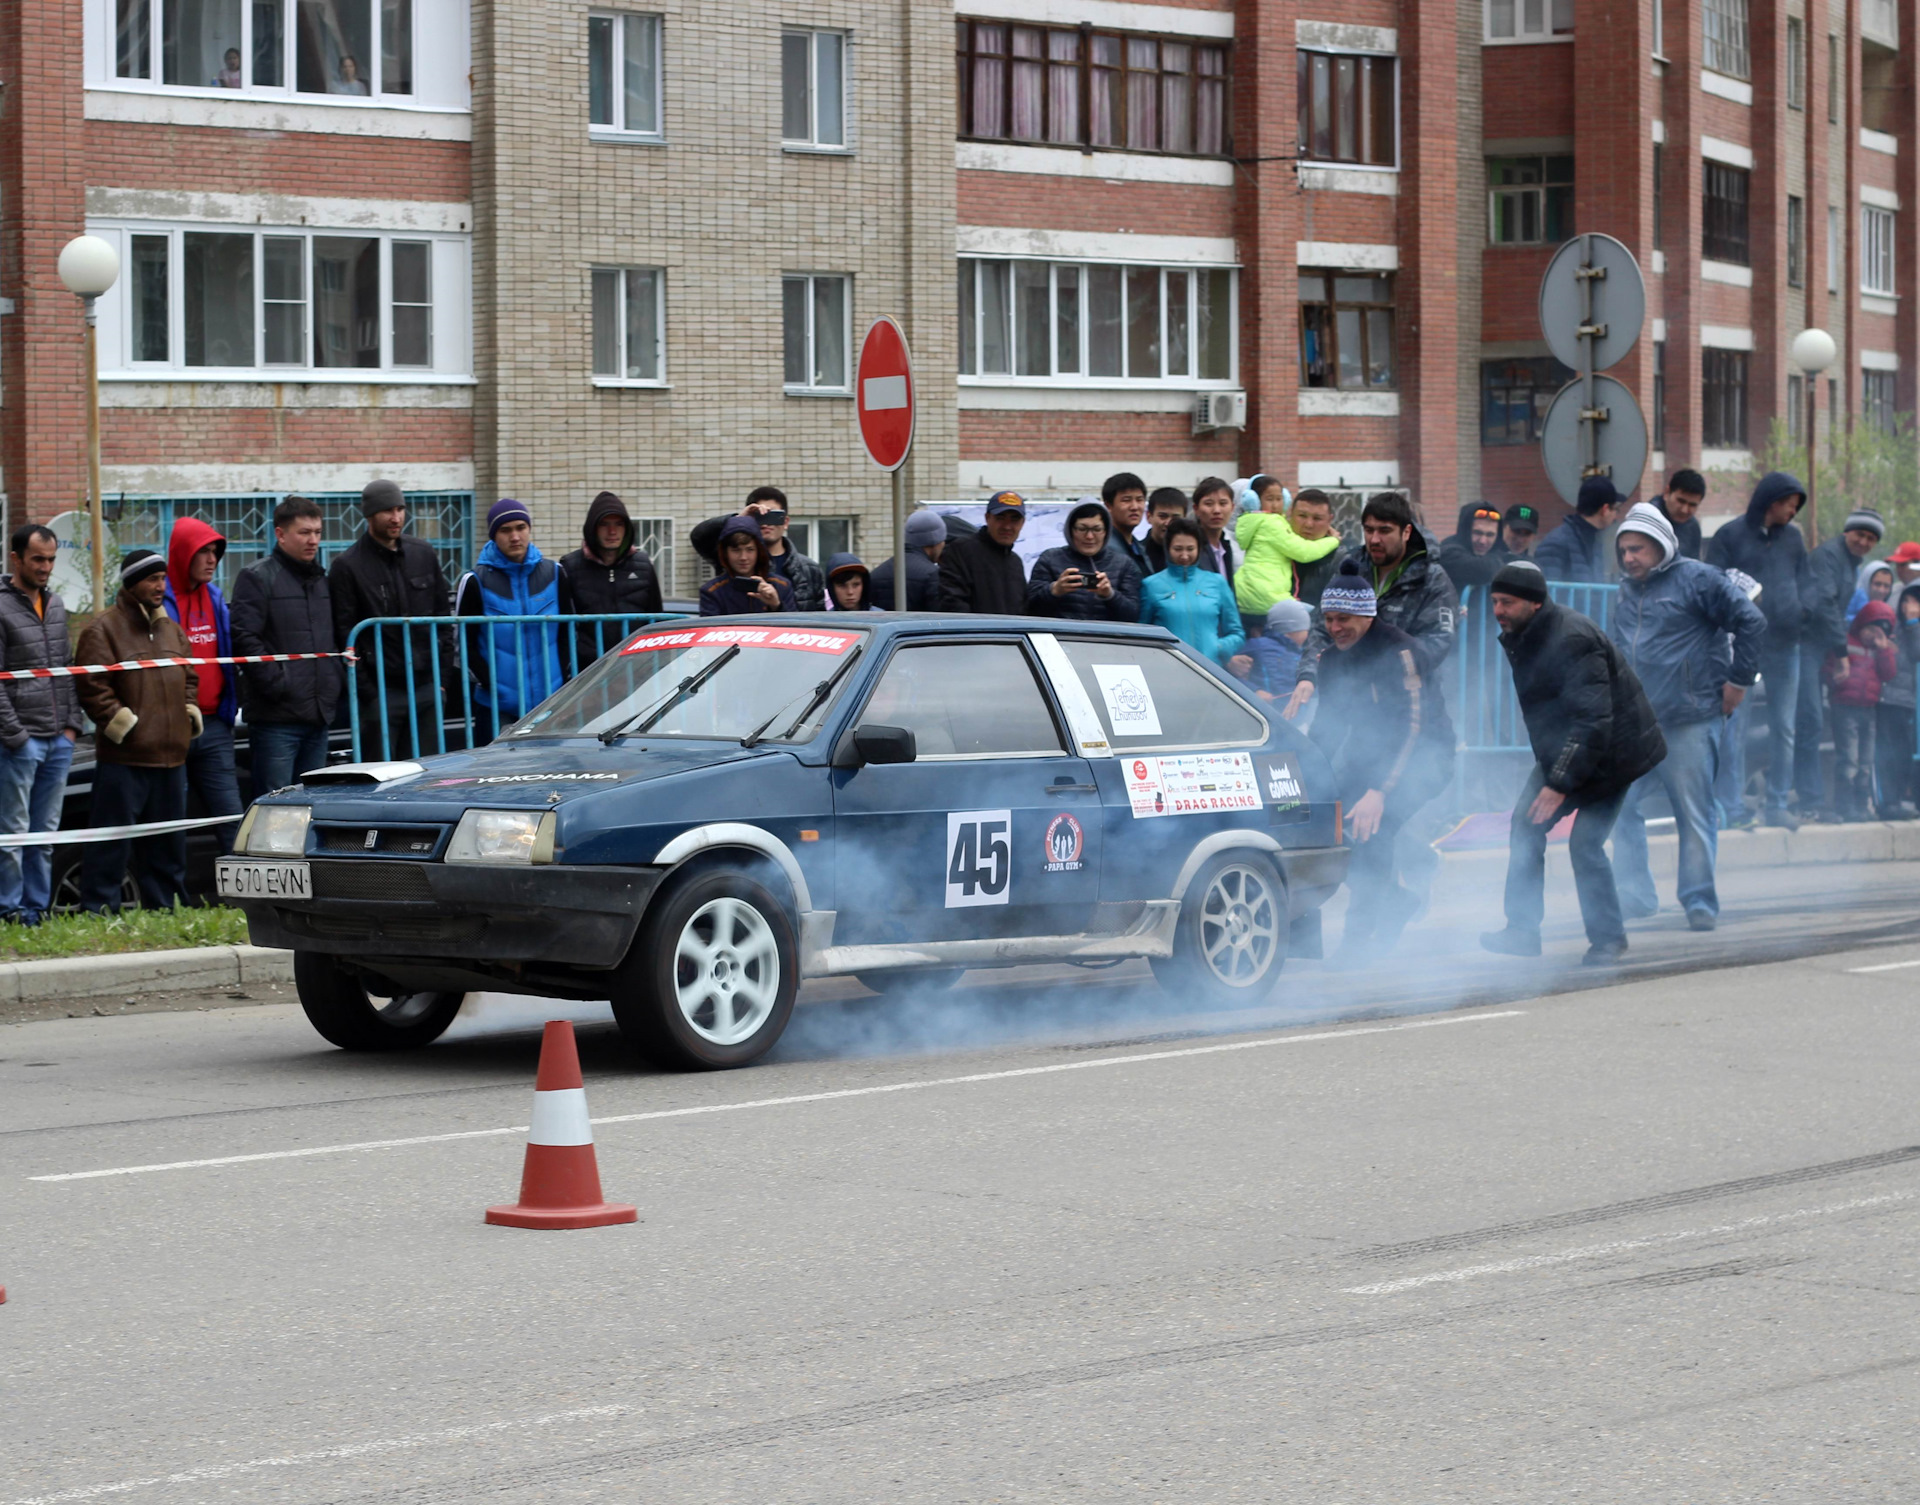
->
[3, 863, 1919, 1502]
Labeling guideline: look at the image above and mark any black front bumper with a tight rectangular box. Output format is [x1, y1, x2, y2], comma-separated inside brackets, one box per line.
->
[232, 859, 661, 970]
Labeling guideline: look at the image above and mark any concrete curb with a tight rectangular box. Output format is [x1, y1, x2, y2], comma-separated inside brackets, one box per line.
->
[4, 820, 1914, 1004]
[0, 944, 292, 1006]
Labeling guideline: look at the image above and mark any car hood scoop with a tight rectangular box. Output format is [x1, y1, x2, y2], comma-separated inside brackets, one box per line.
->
[301, 761, 428, 786]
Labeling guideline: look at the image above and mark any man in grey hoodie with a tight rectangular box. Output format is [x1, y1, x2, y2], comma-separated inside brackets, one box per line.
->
[0, 525, 84, 922]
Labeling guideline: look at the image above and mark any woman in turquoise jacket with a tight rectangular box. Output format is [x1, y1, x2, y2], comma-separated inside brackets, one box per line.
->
[1138, 518, 1247, 665]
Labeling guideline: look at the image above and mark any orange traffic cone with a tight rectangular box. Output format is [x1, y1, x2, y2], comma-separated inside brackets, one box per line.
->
[485, 1021, 638, 1230]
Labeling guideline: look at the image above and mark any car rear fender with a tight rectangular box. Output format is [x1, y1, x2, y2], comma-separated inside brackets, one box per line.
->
[1168, 832, 1288, 904]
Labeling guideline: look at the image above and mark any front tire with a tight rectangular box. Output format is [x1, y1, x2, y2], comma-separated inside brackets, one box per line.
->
[293, 951, 464, 1050]
[613, 867, 798, 1070]
[1150, 852, 1288, 1009]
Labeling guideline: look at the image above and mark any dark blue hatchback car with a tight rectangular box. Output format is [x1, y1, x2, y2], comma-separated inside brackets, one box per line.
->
[220, 615, 1350, 1069]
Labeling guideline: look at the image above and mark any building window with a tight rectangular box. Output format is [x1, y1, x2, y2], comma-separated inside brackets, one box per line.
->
[1703, 0, 1749, 78]
[103, 224, 459, 375]
[1861, 205, 1896, 295]
[1652, 340, 1666, 452]
[1483, 0, 1573, 42]
[1652, 0, 1664, 54]
[1702, 349, 1748, 448]
[631, 516, 677, 593]
[1829, 204, 1842, 291]
[1864, 369, 1897, 435]
[1786, 17, 1805, 108]
[789, 517, 855, 561]
[1298, 272, 1394, 390]
[588, 13, 661, 136]
[955, 20, 1229, 157]
[783, 29, 846, 148]
[958, 258, 1236, 384]
[1480, 356, 1572, 445]
[1651, 141, 1664, 247]
[1829, 35, 1839, 123]
[1488, 156, 1573, 244]
[590, 267, 664, 383]
[1787, 195, 1804, 287]
[783, 273, 849, 392]
[1702, 161, 1750, 264]
[1787, 371, 1804, 441]
[1296, 51, 1396, 168]
[113, 0, 413, 96]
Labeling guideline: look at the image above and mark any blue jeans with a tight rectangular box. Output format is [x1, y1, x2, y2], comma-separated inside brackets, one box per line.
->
[80, 761, 188, 912]
[249, 721, 330, 802]
[1503, 764, 1628, 947]
[186, 715, 244, 856]
[1748, 645, 1801, 814]
[1611, 716, 1723, 918]
[0, 733, 75, 918]
[1714, 701, 1747, 824]
[1794, 643, 1828, 806]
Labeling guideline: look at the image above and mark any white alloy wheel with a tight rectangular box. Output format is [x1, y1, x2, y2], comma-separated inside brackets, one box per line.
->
[1198, 860, 1282, 986]
[673, 896, 782, 1045]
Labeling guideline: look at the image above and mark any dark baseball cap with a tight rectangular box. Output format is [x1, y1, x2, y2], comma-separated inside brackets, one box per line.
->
[1504, 504, 1541, 533]
[985, 490, 1027, 516]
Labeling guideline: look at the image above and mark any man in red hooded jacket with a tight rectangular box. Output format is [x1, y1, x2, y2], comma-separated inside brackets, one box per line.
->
[162, 517, 244, 854]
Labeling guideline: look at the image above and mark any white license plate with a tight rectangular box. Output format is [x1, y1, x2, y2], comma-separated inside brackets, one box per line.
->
[217, 859, 312, 901]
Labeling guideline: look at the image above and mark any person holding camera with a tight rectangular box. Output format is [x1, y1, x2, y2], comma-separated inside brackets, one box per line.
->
[1026, 501, 1140, 622]
[690, 487, 824, 611]
[700, 517, 798, 615]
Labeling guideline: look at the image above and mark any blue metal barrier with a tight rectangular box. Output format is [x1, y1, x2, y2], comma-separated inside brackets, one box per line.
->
[1454, 582, 1619, 755]
[346, 612, 686, 762]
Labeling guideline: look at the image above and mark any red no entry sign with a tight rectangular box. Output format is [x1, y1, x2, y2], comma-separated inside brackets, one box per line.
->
[856, 316, 915, 472]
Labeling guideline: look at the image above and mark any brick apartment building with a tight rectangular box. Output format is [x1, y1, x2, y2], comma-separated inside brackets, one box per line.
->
[1, 0, 1913, 594]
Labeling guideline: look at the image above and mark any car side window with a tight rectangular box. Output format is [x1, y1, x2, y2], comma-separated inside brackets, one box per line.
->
[862, 643, 1066, 758]
[1057, 637, 1266, 751]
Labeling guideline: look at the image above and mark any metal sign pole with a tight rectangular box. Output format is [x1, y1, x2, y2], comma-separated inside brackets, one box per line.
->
[893, 466, 908, 612]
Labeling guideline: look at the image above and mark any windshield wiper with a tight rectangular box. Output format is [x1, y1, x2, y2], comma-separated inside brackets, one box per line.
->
[599, 644, 741, 745]
[740, 649, 863, 748]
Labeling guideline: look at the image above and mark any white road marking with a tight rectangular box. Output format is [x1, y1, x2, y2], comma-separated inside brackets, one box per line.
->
[1846, 957, 1920, 973]
[1344, 1191, 1914, 1296]
[30, 1010, 1524, 1183]
[5, 1404, 630, 1505]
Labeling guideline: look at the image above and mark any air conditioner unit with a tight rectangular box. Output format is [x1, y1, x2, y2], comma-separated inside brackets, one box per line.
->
[1193, 391, 1248, 433]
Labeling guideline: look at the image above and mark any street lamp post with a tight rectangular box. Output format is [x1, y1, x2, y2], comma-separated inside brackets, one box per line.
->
[1790, 327, 1837, 549]
[56, 235, 120, 614]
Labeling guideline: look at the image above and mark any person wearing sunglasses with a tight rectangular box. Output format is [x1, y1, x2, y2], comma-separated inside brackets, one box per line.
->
[1437, 501, 1512, 596]
[689, 487, 826, 611]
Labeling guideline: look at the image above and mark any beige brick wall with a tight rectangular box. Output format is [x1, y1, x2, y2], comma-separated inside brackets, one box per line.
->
[473, 0, 957, 594]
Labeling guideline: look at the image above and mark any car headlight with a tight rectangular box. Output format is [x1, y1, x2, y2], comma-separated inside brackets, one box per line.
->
[238, 804, 311, 856]
[446, 809, 556, 865]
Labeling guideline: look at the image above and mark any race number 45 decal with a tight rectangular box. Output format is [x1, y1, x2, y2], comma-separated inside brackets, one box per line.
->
[946, 809, 1012, 908]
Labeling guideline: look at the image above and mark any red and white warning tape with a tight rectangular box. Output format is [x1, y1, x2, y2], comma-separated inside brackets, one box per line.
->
[0, 651, 354, 682]
[0, 813, 238, 848]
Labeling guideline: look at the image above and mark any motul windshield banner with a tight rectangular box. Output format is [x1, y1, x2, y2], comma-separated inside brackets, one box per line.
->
[621, 625, 861, 656]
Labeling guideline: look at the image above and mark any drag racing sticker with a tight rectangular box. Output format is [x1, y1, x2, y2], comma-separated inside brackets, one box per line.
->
[1123, 753, 1261, 820]
[1042, 812, 1084, 873]
[1090, 663, 1162, 737]
[621, 625, 859, 656]
[946, 809, 1011, 907]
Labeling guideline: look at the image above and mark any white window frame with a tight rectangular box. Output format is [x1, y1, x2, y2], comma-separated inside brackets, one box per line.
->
[783, 272, 852, 394]
[957, 257, 1239, 390]
[781, 28, 850, 151]
[1483, 0, 1574, 45]
[91, 220, 470, 379]
[590, 266, 667, 387]
[789, 516, 856, 562]
[105, 0, 416, 100]
[587, 11, 663, 139]
[1861, 204, 1897, 296]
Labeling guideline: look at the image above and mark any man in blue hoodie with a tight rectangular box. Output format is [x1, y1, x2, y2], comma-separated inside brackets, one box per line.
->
[1609, 503, 1767, 930]
[456, 500, 573, 745]
[1706, 471, 1812, 827]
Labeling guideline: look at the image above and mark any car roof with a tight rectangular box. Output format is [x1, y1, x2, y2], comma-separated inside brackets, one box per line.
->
[631, 613, 1177, 643]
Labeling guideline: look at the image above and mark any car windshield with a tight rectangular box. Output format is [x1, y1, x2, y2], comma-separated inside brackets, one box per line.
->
[499, 622, 870, 743]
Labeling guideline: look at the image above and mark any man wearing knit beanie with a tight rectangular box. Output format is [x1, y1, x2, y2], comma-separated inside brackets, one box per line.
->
[1606, 502, 1767, 932]
[1481, 562, 1666, 966]
[455, 500, 573, 744]
[328, 478, 455, 759]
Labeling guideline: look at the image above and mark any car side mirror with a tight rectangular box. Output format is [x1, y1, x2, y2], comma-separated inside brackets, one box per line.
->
[852, 723, 916, 765]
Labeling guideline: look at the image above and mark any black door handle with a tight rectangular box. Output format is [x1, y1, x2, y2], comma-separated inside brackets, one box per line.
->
[1048, 780, 1099, 794]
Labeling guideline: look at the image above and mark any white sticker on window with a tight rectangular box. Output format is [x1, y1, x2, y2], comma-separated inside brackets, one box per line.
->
[1029, 634, 1112, 756]
[1091, 663, 1162, 737]
[1123, 753, 1262, 819]
[946, 809, 1012, 907]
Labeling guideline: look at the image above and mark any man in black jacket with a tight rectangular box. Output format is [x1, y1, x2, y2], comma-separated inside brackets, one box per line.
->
[1480, 560, 1666, 966]
[559, 490, 664, 668]
[938, 492, 1030, 614]
[1436, 501, 1510, 596]
[688, 487, 826, 611]
[328, 478, 455, 761]
[1303, 559, 1455, 965]
[1706, 471, 1812, 827]
[870, 508, 946, 611]
[1101, 472, 1152, 580]
[1656, 468, 1707, 560]
[229, 496, 343, 797]
[1533, 475, 1619, 583]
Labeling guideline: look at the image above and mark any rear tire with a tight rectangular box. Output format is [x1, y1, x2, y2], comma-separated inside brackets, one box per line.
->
[857, 968, 964, 997]
[1149, 852, 1288, 1009]
[613, 866, 798, 1070]
[294, 951, 464, 1050]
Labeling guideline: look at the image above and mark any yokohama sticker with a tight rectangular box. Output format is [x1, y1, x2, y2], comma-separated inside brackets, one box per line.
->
[622, 626, 859, 656]
[1042, 812, 1084, 872]
[1124, 752, 1262, 819]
